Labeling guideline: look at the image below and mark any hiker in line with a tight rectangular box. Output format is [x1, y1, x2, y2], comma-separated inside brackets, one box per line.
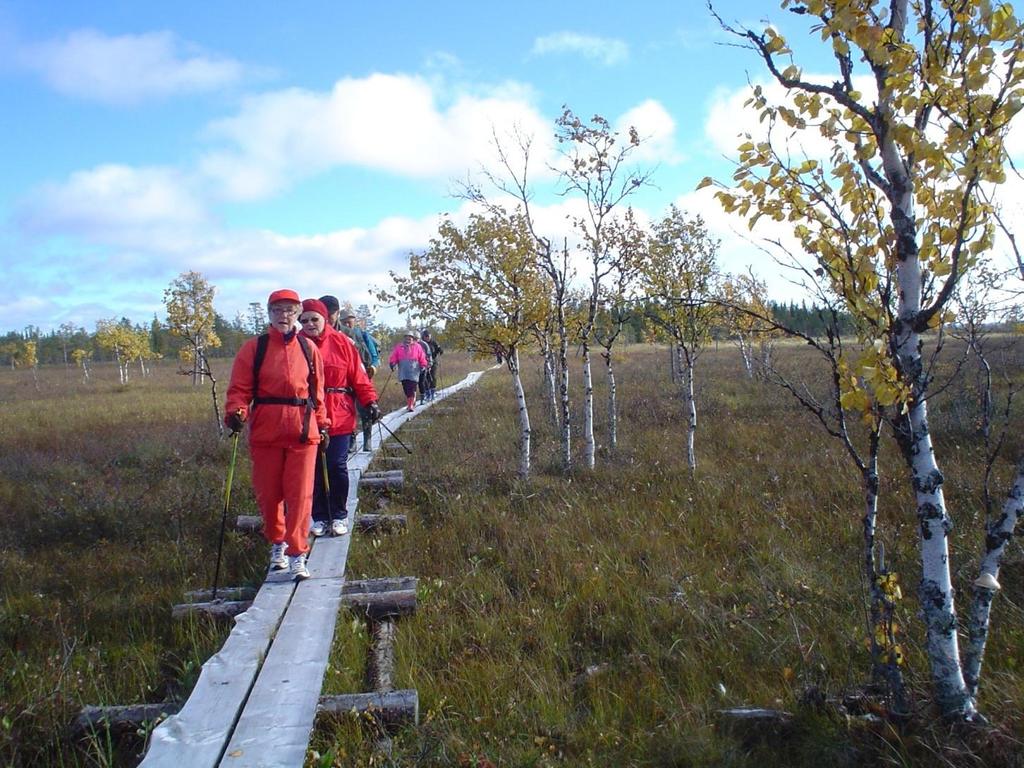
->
[420, 329, 443, 401]
[388, 330, 429, 412]
[339, 308, 380, 452]
[224, 289, 328, 581]
[298, 299, 380, 537]
[415, 331, 433, 405]
[319, 294, 344, 330]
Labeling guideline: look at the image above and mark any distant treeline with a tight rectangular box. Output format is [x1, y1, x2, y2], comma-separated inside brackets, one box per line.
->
[0, 298, 867, 369]
[0, 312, 404, 368]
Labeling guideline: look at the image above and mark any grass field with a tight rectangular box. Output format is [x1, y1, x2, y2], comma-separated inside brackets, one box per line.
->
[1, 342, 1022, 767]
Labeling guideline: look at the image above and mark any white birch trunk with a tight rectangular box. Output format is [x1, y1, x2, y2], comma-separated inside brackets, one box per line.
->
[882, 59, 975, 712]
[605, 352, 617, 451]
[582, 342, 595, 469]
[964, 456, 1024, 695]
[758, 339, 773, 380]
[558, 330, 571, 469]
[509, 348, 531, 479]
[892, 269, 976, 718]
[898, 398, 972, 715]
[735, 334, 754, 379]
[542, 343, 558, 429]
[682, 351, 696, 472]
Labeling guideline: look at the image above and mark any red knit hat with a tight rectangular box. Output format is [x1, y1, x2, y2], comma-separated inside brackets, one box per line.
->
[267, 288, 300, 305]
[301, 298, 329, 319]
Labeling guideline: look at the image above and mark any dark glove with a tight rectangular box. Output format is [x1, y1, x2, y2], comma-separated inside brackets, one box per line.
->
[226, 410, 246, 434]
[368, 402, 382, 422]
[319, 429, 330, 449]
[390, 363, 396, 371]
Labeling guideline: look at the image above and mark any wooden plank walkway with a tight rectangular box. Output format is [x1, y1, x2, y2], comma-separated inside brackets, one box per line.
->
[140, 368, 490, 768]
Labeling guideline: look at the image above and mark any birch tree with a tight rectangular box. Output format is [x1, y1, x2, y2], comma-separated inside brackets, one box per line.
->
[94, 319, 133, 384]
[57, 322, 76, 367]
[461, 128, 575, 470]
[555, 109, 653, 469]
[722, 271, 778, 380]
[71, 348, 91, 382]
[164, 270, 221, 385]
[955, 247, 1024, 697]
[18, 341, 39, 389]
[382, 209, 548, 479]
[594, 210, 646, 452]
[743, 268, 909, 712]
[705, 0, 1024, 719]
[531, 308, 561, 431]
[641, 207, 721, 472]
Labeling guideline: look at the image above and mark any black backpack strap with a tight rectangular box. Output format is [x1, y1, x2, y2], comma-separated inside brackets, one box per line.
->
[250, 333, 270, 412]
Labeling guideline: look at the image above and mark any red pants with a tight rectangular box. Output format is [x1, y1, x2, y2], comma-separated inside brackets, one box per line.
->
[249, 442, 317, 556]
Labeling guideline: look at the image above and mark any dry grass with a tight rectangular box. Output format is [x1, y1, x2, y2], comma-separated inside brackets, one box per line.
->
[1, 345, 1023, 767]
[319, 343, 1024, 767]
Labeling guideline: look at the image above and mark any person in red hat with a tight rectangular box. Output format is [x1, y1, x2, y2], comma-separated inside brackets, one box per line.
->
[223, 289, 329, 581]
[298, 298, 380, 537]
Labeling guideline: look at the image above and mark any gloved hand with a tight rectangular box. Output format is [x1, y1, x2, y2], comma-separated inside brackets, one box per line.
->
[390, 363, 396, 371]
[226, 410, 246, 434]
[319, 429, 330, 449]
[367, 364, 377, 378]
[368, 402, 382, 422]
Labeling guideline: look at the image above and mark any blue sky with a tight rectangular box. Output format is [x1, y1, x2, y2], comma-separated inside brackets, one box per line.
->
[8, 1, 1009, 335]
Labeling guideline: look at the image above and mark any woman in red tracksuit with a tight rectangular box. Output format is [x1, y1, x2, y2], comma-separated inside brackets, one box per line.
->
[224, 289, 328, 581]
[298, 299, 379, 538]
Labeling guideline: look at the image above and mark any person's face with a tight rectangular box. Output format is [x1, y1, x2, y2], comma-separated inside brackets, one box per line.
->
[404, 335, 415, 345]
[268, 302, 299, 332]
[328, 310, 341, 327]
[299, 312, 325, 337]
[342, 315, 356, 329]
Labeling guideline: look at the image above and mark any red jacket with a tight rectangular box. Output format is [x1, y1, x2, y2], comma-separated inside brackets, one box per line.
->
[301, 324, 377, 435]
[225, 327, 328, 446]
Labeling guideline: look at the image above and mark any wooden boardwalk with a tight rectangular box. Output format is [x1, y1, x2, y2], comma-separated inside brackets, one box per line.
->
[140, 369, 488, 768]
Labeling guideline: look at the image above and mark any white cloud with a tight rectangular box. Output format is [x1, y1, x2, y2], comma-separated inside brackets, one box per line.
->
[531, 32, 628, 66]
[18, 29, 244, 104]
[616, 99, 681, 164]
[15, 164, 208, 247]
[199, 73, 553, 201]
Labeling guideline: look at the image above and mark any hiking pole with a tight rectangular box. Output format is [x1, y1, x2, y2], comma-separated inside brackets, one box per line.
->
[377, 366, 395, 403]
[212, 429, 241, 601]
[376, 416, 413, 454]
[320, 440, 331, 496]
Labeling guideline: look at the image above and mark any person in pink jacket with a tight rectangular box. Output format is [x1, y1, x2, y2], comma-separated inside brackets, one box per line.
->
[388, 330, 429, 411]
[298, 299, 379, 537]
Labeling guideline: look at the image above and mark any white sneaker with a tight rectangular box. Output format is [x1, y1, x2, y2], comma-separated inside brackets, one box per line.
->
[310, 521, 327, 537]
[331, 519, 349, 537]
[269, 542, 287, 570]
[289, 553, 310, 581]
